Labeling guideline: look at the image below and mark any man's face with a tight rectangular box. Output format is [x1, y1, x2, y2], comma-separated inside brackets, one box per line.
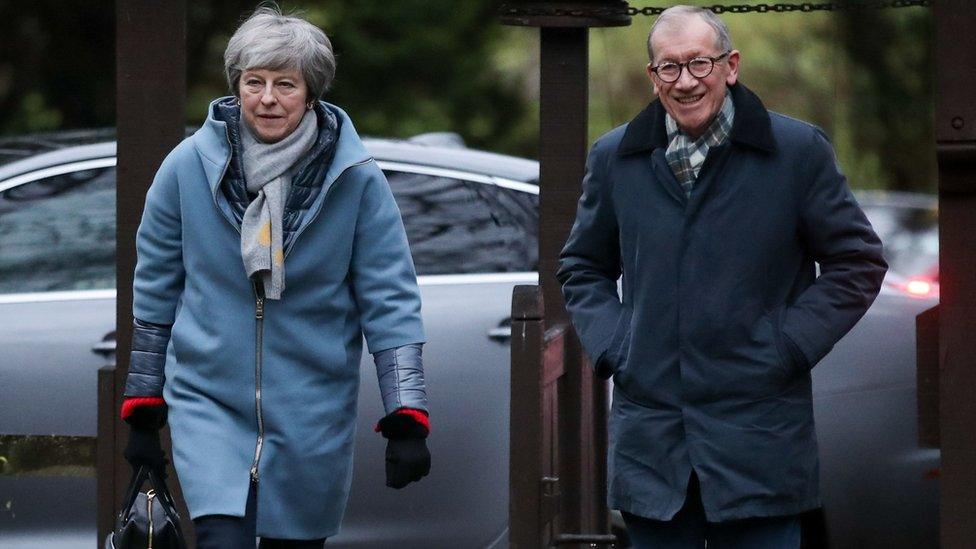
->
[646, 17, 739, 139]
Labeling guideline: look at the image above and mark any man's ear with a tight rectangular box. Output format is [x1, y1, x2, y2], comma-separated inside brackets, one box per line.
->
[725, 50, 740, 86]
[646, 63, 660, 96]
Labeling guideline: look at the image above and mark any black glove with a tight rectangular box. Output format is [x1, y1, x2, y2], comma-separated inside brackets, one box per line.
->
[122, 399, 168, 472]
[124, 426, 167, 473]
[385, 438, 431, 489]
[377, 411, 430, 489]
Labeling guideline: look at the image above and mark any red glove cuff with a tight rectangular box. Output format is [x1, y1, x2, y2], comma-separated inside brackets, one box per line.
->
[121, 397, 166, 420]
[374, 407, 430, 434]
[395, 408, 430, 432]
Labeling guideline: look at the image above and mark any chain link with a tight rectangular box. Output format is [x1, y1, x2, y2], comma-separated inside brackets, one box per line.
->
[500, 1, 930, 19]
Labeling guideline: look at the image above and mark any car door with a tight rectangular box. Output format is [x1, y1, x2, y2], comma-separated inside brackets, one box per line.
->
[0, 158, 117, 547]
[812, 200, 940, 548]
[334, 162, 538, 548]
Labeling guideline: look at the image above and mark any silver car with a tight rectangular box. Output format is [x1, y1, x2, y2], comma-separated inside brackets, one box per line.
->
[0, 132, 938, 547]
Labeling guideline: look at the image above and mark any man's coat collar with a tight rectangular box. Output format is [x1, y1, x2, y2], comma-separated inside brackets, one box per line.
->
[617, 82, 775, 157]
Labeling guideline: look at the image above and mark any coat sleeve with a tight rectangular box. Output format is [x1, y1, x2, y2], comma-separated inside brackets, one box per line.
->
[132, 150, 186, 325]
[126, 147, 185, 409]
[556, 139, 626, 379]
[780, 128, 888, 368]
[350, 163, 426, 354]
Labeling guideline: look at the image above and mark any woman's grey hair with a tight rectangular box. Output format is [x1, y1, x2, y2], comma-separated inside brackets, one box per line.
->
[646, 5, 733, 63]
[224, 4, 336, 100]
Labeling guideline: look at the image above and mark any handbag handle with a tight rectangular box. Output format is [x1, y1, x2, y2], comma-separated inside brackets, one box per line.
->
[116, 466, 151, 523]
[115, 464, 187, 548]
[146, 466, 188, 547]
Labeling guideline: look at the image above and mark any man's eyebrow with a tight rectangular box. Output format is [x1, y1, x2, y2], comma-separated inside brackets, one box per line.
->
[657, 51, 706, 62]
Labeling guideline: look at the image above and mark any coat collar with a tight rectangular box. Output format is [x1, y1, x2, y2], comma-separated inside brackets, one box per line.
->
[193, 97, 371, 194]
[617, 82, 775, 157]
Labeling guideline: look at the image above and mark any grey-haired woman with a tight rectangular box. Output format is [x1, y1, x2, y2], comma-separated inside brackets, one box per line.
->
[119, 6, 431, 547]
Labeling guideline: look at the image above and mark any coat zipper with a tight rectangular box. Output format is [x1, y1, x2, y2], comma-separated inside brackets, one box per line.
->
[206, 134, 370, 483]
[250, 281, 266, 483]
[244, 159, 368, 482]
[146, 489, 156, 549]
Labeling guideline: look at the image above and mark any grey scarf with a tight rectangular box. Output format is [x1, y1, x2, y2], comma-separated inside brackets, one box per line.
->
[240, 111, 318, 299]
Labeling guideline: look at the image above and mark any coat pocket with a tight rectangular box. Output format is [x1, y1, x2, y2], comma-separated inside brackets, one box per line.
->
[595, 304, 633, 380]
[769, 307, 804, 378]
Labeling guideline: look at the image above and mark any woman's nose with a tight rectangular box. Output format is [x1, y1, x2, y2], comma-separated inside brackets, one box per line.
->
[260, 84, 277, 105]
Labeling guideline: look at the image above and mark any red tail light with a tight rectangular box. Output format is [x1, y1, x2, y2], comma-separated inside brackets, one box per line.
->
[902, 278, 939, 298]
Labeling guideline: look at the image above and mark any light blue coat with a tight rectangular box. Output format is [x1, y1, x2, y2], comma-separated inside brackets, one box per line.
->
[133, 100, 425, 538]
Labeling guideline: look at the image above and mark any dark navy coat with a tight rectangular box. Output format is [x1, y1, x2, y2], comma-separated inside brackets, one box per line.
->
[556, 83, 887, 522]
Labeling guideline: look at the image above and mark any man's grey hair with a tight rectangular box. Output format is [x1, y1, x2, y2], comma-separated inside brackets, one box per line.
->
[224, 4, 337, 100]
[646, 5, 733, 63]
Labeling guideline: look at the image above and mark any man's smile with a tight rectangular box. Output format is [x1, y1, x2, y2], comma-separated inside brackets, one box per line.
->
[675, 94, 705, 105]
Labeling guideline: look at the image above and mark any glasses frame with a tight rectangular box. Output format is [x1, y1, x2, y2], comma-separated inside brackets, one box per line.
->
[650, 51, 731, 84]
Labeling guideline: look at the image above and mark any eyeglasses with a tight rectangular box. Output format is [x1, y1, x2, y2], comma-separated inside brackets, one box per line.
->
[650, 51, 731, 83]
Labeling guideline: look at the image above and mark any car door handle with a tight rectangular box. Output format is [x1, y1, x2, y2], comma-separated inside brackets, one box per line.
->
[487, 319, 512, 342]
[91, 332, 117, 357]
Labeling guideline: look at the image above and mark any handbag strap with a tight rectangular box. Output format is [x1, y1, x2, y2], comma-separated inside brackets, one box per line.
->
[117, 466, 151, 523]
[146, 466, 188, 547]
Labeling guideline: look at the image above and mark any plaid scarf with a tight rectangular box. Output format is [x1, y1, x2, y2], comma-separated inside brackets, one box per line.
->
[664, 89, 735, 198]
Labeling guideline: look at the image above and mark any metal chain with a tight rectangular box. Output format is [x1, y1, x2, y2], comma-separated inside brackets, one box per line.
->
[500, 1, 930, 19]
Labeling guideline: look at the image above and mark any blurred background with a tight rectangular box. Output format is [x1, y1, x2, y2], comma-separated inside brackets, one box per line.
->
[0, 0, 935, 192]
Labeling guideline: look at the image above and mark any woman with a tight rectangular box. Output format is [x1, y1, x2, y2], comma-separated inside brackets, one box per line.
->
[120, 6, 431, 547]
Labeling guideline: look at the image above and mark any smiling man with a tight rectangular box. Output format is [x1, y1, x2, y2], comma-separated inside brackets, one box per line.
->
[556, 5, 888, 548]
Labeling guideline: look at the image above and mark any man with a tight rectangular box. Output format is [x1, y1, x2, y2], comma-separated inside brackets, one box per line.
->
[556, 6, 887, 547]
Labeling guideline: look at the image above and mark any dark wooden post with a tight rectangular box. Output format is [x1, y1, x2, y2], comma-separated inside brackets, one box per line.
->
[502, 3, 629, 546]
[510, 285, 565, 546]
[98, 0, 186, 544]
[932, 1, 976, 547]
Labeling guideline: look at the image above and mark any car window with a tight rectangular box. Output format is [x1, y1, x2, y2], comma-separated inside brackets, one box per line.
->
[385, 170, 538, 275]
[863, 204, 938, 279]
[0, 166, 116, 294]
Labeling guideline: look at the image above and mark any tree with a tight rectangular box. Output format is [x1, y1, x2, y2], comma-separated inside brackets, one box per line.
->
[836, 3, 936, 191]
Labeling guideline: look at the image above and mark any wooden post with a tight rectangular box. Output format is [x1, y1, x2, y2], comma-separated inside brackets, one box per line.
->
[99, 0, 186, 544]
[502, 3, 629, 546]
[932, 1, 976, 547]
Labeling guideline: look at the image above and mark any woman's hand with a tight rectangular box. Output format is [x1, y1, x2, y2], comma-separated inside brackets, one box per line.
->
[121, 398, 169, 472]
[124, 425, 168, 472]
[376, 409, 430, 489]
[385, 438, 431, 489]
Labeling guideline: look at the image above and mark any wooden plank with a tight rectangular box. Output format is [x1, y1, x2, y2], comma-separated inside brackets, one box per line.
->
[934, 1, 976, 546]
[511, 285, 546, 548]
[916, 305, 939, 448]
[96, 366, 116, 543]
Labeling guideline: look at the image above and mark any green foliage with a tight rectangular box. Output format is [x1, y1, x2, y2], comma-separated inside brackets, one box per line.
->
[0, 2, 114, 135]
[579, 1, 935, 191]
[0, 1, 936, 191]
[6, 93, 63, 134]
[185, 1, 534, 156]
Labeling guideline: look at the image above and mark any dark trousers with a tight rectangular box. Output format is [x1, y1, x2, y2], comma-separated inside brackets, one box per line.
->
[622, 474, 801, 549]
[193, 482, 327, 549]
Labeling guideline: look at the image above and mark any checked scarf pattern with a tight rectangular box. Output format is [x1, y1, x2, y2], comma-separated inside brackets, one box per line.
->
[664, 89, 735, 198]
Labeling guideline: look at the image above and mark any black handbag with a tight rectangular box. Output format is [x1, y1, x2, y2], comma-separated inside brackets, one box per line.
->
[104, 465, 187, 549]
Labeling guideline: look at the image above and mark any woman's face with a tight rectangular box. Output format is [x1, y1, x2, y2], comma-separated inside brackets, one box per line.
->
[238, 67, 310, 143]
